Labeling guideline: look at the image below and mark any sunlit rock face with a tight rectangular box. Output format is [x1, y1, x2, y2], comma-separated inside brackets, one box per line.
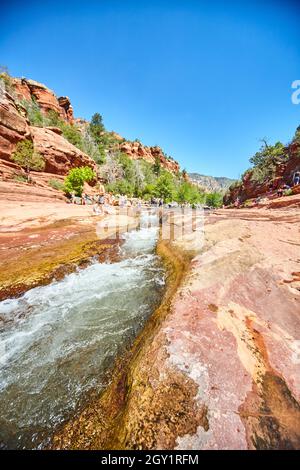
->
[30, 126, 97, 175]
[13, 78, 74, 123]
[224, 141, 300, 205]
[0, 86, 30, 160]
[119, 140, 180, 173]
[0, 78, 97, 178]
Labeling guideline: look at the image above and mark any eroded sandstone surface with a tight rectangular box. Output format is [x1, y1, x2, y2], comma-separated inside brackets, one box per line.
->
[51, 206, 300, 450]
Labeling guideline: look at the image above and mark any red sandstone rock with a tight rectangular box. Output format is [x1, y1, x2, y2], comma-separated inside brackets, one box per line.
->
[225, 144, 300, 205]
[58, 96, 74, 124]
[30, 126, 97, 176]
[0, 88, 30, 160]
[13, 78, 74, 124]
[119, 140, 180, 173]
[0, 81, 97, 178]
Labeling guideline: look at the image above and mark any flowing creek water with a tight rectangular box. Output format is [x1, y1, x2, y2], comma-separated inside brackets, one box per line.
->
[0, 211, 165, 449]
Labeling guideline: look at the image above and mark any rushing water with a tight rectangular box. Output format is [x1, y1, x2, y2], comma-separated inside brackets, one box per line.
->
[0, 211, 164, 449]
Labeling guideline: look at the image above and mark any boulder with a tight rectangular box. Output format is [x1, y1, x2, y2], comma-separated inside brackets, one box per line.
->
[30, 126, 97, 175]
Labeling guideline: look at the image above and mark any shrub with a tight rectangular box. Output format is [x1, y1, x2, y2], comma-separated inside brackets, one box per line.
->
[48, 178, 64, 191]
[45, 110, 84, 148]
[0, 67, 15, 96]
[20, 99, 44, 126]
[176, 181, 205, 204]
[13, 174, 27, 183]
[106, 180, 135, 196]
[205, 192, 223, 208]
[154, 171, 176, 202]
[229, 180, 242, 191]
[11, 139, 45, 179]
[64, 166, 95, 196]
[249, 140, 287, 183]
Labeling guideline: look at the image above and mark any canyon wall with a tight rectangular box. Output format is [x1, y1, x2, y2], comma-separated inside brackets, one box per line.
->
[0, 75, 180, 184]
[224, 143, 300, 204]
[119, 141, 180, 173]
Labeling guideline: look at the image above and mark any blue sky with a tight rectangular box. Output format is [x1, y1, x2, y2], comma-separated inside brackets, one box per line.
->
[1, 0, 299, 178]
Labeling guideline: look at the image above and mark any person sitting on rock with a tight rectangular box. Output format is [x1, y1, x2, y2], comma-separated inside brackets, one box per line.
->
[277, 187, 284, 197]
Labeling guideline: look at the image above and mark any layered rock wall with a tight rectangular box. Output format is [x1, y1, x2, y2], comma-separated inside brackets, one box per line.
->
[119, 141, 180, 173]
[225, 144, 300, 204]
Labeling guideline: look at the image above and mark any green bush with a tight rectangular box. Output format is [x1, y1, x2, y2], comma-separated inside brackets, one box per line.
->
[154, 171, 176, 202]
[64, 166, 96, 196]
[21, 99, 44, 126]
[11, 139, 45, 178]
[229, 180, 242, 191]
[45, 110, 84, 148]
[0, 67, 15, 96]
[13, 174, 27, 183]
[106, 180, 135, 196]
[205, 192, 223, 208]
[48, 178, 65, 191]
[46, 111, 107, 164]
[176, 181, 205, 204]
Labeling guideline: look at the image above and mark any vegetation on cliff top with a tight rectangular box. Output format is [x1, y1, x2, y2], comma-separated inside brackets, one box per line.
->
[225, 127, 300, 203]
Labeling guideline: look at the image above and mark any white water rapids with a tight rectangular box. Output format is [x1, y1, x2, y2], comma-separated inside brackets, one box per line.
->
[0, 211, 165, 449]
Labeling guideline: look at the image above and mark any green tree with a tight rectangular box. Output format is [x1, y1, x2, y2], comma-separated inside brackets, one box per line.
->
[293, 126, 300, 146]
[205, 192, 223, 208]
[89, 113, 105, 144]
[176, 182, 204, 204]
[153, 156, 161, 176]
[64, 166, 96, 196]
[154, 171, 176, 202]
[11, 139, 45, 181]
[249, 140, 287, 182]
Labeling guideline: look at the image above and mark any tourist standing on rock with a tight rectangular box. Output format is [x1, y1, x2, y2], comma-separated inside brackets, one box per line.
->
[293, 171, 300, 186]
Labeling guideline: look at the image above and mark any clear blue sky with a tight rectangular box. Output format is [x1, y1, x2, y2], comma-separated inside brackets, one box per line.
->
[1, 0, 300, 178]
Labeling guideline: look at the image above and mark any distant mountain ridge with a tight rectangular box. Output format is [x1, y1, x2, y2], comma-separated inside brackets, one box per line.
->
[188, 173, 235, 192]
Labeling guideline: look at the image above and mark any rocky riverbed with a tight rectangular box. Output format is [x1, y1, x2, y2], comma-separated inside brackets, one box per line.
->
[0, 199, 299, 450]
[51, 205, 300, 450]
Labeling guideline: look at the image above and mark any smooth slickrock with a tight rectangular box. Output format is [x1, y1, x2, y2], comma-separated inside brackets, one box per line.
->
[51, 206, 300, 450]
[164, 208, 300, 449]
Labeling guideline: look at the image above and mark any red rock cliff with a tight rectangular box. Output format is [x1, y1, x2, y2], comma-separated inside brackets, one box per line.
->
[119, 140, 180, 173]
[13, 78, 74, 124]
[224, 142, 300, 204]
[0, 80, 96, 179]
